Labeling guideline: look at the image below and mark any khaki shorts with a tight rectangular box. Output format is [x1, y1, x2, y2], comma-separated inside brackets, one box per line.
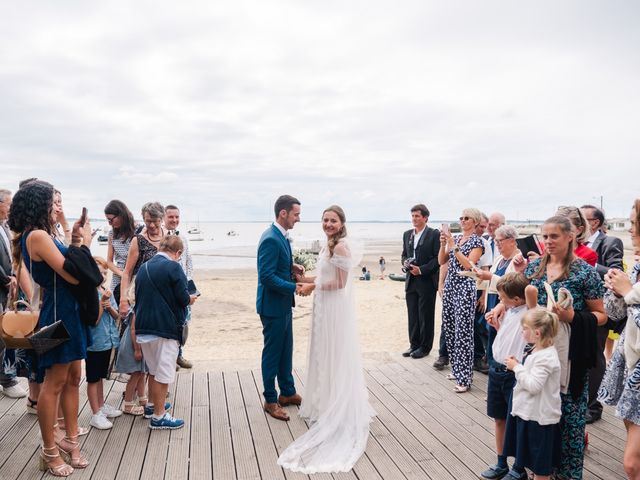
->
[139, 338, 180, 384]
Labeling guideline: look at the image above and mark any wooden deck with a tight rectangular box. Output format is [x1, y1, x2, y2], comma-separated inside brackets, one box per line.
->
[0, 357, 627, 479]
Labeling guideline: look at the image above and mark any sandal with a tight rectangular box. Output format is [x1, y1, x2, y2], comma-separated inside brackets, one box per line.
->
[122, 401, 145, 416]
[454, 384, 469, 393]
[57, 417, 89, 436]
[58, 435, 89, 469]
[39, 445, 74, 477]
[137, 395, 148, 406]
[26, 397, 38, 414]
[446, 373, 456, 381]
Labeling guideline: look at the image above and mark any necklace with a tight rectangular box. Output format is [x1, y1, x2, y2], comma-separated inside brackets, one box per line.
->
[147, 229, 163, 242]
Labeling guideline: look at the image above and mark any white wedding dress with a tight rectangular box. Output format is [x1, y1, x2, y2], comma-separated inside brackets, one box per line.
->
[277, 239, 375, 474]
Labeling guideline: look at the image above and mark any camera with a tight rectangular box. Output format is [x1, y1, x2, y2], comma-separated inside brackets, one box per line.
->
[402, 257, 416, 273]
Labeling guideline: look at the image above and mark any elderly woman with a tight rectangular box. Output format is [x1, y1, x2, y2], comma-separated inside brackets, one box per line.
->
[598, 199, 640, 479]
[438, 208, 485, 392]
[134, 235, 197, 429]
[118, 201, 166, 317]
[511, 215, 606, 480]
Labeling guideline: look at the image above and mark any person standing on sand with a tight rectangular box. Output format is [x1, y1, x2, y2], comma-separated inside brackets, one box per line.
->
[256, 195, 311, 421]
[379, 256, 386, 279]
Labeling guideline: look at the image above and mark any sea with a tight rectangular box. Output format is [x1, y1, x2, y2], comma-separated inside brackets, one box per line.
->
[88, 221, 417, 270]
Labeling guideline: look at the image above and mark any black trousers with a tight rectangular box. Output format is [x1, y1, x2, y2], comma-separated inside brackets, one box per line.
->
[406, 285, 437, 353]
[588, 324, 609, 413]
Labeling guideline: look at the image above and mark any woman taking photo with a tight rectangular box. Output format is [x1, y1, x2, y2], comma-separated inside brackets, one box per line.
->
[598, 199, 640, 480]
[511, 215, 606, 479]
[9, 180, 92, 476]
[438, 208, 484, 393]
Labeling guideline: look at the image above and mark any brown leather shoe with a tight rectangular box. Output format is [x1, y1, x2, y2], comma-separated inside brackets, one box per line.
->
[278, 393, 302, 407]
[264, 402, 289, 421]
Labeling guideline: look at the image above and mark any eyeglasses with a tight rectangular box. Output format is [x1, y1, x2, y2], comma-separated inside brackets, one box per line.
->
[459, 216, 471, 221]
[105, 215, 117, 224]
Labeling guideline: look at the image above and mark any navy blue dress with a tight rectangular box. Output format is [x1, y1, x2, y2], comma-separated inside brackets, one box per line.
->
[22, 232, 89, 371]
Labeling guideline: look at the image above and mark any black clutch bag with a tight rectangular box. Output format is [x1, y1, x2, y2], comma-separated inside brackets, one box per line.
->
[28, 320, 70, 356]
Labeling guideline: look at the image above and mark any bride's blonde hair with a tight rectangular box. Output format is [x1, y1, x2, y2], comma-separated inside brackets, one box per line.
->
[323, 205, 347, 257]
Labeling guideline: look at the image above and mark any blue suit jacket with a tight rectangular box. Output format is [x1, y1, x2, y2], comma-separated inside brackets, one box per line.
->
[135, 254, 191, 342]
[256, 224, 296, 317]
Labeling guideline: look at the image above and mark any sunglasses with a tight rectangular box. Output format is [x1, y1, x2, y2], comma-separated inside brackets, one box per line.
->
[459, 216, 471, 221]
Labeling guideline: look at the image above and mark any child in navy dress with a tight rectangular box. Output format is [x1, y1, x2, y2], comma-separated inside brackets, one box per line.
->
[504, 307, 562, 480]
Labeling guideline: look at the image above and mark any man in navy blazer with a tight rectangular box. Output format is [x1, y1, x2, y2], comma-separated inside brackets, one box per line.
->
[257, 195, 311, 421]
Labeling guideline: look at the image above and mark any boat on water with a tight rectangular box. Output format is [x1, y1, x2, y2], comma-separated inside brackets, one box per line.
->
[97, 235, 109, 244]
[227, 230, 239, 236]
[188, 227, 201, 235]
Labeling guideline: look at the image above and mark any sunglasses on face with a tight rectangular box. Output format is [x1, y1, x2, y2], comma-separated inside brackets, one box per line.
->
[459, 216, 471, 221]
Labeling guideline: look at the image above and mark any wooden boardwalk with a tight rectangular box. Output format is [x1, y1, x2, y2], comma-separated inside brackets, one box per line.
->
[0, 357, 627, 479]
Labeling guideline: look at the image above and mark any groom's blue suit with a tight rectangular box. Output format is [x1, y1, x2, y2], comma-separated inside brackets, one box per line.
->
[256, 224, 297, 404]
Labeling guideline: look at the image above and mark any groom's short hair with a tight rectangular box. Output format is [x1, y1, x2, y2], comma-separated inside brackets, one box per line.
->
[274, 195, 301, 218]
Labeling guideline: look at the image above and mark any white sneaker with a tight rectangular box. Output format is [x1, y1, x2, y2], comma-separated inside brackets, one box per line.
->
[101, 403, 123, 418]
[1, 384, 28, 398]
[89, 412, 113, 430]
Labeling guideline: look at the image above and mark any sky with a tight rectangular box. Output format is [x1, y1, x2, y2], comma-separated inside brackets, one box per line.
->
[1, 1, 638, 222]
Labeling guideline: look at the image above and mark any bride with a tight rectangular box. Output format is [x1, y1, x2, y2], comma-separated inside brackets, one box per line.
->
[277, 205, 375, 474]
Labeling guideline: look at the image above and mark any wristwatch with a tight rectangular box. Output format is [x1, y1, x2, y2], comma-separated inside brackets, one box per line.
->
[453, 246, 460, 253]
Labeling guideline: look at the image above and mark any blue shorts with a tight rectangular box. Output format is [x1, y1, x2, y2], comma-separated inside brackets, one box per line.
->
[487, 365, 516, 419]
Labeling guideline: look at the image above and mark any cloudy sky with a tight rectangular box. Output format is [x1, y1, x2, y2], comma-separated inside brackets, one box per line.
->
[1, 1, 638, 222]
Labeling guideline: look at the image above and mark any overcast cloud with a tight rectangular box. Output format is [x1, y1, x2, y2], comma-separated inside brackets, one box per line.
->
[1, 1, 638, 221]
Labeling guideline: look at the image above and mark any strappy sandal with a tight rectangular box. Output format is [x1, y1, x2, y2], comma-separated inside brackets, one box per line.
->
[122, 401, 145, 416]
[39, 445, 74, 477]
[57, 417, 89, 436]
[58, 435, 89, 469]
[446, 373, 456, 381]
[137, 395, 148, 406]
[454, 384, 470, 393]
[26, 397, 38, 414]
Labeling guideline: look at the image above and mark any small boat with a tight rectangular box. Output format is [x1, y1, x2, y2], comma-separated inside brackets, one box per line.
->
[97, 235, 109, 244]
[189, 236, 204, 242]
[388, 273, 406, 282]
[188, 227, 201, 235]
[227, 230, 239, 237]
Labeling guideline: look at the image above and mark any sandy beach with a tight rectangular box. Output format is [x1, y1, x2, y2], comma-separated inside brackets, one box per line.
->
[182, 231, 637, 372]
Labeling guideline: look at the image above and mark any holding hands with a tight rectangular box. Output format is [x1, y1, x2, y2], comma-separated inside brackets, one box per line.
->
[296, 283, 315, 296]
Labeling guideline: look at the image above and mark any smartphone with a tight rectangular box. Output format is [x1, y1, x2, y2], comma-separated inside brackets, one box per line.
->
[441, 223, 450, 235]
[79, 207, 88, 226]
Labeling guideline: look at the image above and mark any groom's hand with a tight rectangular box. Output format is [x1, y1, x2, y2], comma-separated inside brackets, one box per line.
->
[296, 283, 315, 296]
[292, 263, 305, 276]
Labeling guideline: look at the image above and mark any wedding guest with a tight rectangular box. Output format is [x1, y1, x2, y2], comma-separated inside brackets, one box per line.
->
[510, 215, 606, 479]
[164, 204, 194, 369]
[104, 200, 136, 305]
[134, 235, 197, 429]
[0, 188, 29, 399]
[438, 208, 484, 392]
[598, 198, 640, 480]
[474, 225, 522, 367]
[582, 204, 625, 424]
[480, 273, 530, 480]
[53, 190, 72, 246]
[9, 180, 93, 476]
[401, 204, 440, 359]
[86, 258, 122, 430]
[556, 205, 597, 266]
[473, 212, 493, 374]
[503, 307, 562, 480]
[119, 201, 166, 317]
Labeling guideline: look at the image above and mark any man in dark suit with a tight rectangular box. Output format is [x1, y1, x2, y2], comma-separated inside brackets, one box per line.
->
[582, 204, 624, 424]
[401, 204, 440, 359]
[256, 195, 310, 421]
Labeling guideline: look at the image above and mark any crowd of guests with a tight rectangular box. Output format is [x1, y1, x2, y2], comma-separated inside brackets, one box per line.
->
[400, 201, 640, 479]
[0, 179, 197, 477]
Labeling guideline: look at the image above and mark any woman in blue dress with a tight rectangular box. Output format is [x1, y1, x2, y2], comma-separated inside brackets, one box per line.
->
[9, 180, 92, 477]
[438, 208, 485, 393]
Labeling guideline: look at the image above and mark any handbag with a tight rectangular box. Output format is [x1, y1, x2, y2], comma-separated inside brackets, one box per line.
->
[144, 263, 189, 346]
[1, 245, 40, 348]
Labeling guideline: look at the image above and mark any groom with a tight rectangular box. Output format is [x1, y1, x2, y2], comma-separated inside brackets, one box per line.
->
[257, 195, 312, 421]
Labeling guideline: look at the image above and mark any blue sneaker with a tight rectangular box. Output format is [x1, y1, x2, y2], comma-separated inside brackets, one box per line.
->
[149, 413, 184, 430]
[503, 469, 527, 480]
[144, 402, 172, 419]
[481, 464, 509, 479]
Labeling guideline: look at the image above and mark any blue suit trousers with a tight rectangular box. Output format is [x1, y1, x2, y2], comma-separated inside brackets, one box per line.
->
[260, 313, 296, 403]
